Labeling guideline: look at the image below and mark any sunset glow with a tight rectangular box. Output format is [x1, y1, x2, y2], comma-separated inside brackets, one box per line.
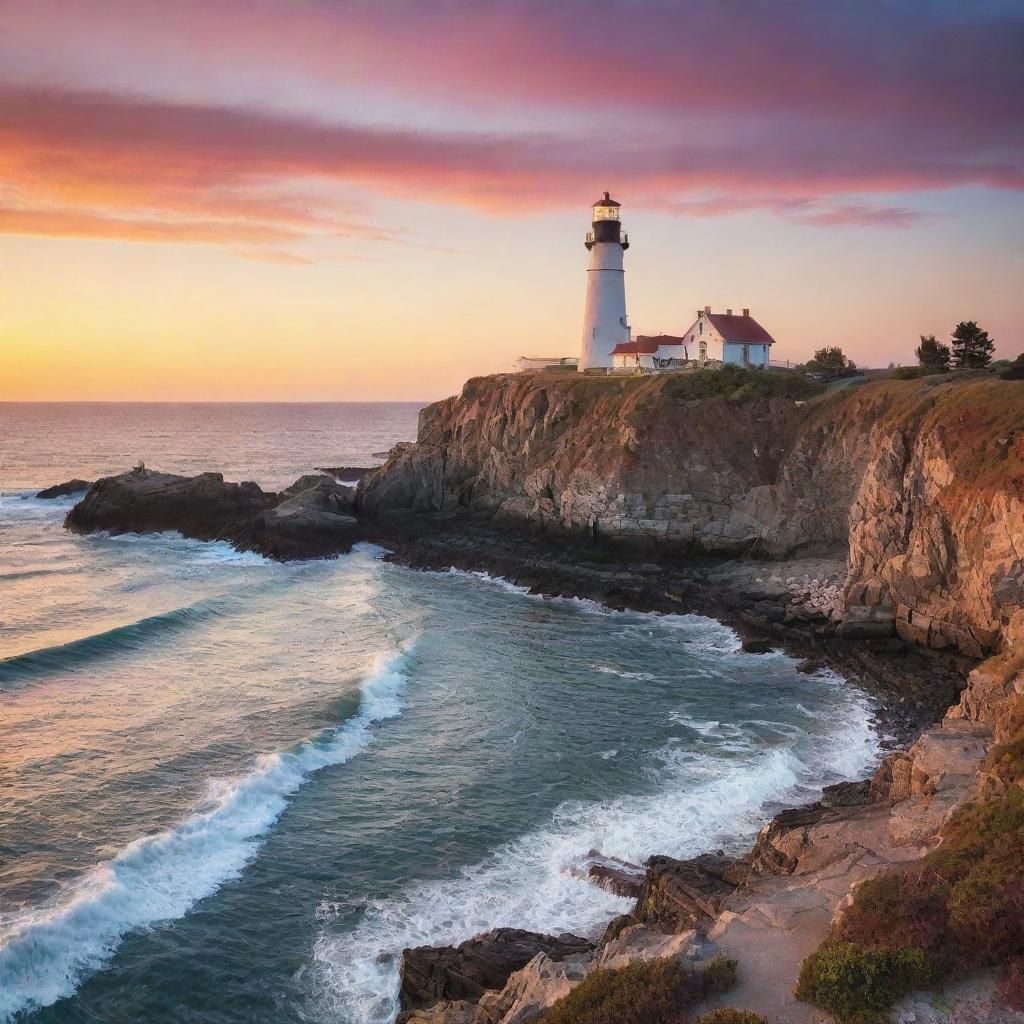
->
[2, 1, 1022, 400]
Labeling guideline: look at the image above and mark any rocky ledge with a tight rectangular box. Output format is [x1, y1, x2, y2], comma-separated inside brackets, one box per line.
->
[64, 467, 360, 560]
[393, 652, 1024, 1024]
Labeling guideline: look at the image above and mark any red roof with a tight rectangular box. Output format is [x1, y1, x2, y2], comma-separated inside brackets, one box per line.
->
[705, 313, 775, 345]
[610, 339, 660, 355]
[636, 334, 685, 347]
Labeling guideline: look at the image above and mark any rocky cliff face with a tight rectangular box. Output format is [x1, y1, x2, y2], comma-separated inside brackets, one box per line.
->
[360, 372, 1024, 657]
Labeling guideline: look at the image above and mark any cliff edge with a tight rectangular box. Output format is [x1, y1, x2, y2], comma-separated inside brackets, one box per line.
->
[360, 371, 1024, 659]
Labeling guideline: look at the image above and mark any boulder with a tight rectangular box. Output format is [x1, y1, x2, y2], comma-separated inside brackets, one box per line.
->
[402, 1001, 476, 1024]
[36, 479, 93, 499]
[567, 849, 644, 898]
[630, 853, 749, 933]
[473, 951, 592, 1024]
[397, 929, 594, 1022]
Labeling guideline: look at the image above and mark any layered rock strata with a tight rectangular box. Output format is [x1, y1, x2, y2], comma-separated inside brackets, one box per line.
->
[360, 373, 1024, 659]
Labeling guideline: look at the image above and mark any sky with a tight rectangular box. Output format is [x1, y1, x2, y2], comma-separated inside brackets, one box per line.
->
[1, 0, 1023, 401]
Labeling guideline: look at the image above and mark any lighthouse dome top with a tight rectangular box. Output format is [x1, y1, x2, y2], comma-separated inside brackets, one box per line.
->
[592, 191, 621, 208]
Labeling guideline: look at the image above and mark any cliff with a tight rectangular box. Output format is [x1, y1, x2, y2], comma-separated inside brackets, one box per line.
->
[360, 370, 1024, 658]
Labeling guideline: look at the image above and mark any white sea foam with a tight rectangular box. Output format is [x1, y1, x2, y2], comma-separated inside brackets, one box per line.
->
[0, 641, 417, 1023]
[310, 677, 879, 1024]
[592, 664, 655, 681]
[443, 567, 744, 654]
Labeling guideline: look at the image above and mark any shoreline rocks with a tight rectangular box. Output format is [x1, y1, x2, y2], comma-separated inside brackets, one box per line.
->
[397, 929, 595, 1023]
[64, 467, 361, 560]
[36, 478, 93, 499]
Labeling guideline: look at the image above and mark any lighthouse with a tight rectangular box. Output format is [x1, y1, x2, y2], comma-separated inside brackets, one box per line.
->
[580, 192, 630, 370]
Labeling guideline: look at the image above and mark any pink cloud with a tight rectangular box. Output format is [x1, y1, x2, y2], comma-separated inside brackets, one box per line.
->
[1, 0, 1021, 259]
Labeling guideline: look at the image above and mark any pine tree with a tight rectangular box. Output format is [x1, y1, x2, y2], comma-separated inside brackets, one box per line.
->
[915, 334, 951, 371]
[950, 321, 995, 369]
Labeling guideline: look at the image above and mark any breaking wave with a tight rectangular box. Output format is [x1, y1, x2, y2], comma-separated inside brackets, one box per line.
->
[0, 641, 417, 1022]
[310, 676, 878, 1024]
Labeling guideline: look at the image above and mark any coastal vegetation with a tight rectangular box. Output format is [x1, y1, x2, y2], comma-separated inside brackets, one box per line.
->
[696, 1011, 767, 1024]
[796, 748, 1024, 1021]
[1000, 352, 1024, 379]
[915, 334, 952, 372]
[540, 954, 737, 1024]
[950, 320, 995, 368]
[659, 363, 823, 401]
[801, 345, 858, 379]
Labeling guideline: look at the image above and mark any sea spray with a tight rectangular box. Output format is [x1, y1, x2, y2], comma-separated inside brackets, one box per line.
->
[0, 640, 417, 1022]
[310, 674, 878, 1024]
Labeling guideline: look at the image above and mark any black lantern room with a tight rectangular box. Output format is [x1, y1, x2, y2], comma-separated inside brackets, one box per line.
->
[585, 192, 629, 249]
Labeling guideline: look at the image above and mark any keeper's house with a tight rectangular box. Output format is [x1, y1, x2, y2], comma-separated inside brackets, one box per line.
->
[682, 307, 775, 369]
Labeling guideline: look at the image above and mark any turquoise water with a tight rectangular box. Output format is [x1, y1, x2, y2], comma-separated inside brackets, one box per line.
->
[0, 405, 880, 1023]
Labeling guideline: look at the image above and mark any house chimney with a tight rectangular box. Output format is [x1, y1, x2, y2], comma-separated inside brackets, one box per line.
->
[704, 305, 711, 314]
[726, 308, 733, 316]
[742, 307, 750, 317]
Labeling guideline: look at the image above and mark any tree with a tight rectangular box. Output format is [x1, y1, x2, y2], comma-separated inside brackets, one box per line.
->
[805, 346, 856, 378]
[915, 334, 951, 372]
[950, 321, 994, 369]
[1000, 353, 1024, 380]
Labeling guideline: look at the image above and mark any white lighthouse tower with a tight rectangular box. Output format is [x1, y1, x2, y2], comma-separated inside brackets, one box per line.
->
[580, 192, 630, 370]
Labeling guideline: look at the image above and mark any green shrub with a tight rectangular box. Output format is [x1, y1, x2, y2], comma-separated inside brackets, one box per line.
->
[542, 953, 738, 1024]
[663, 364, 823, 402]
[999, 353, 1024, 379]
[697, 1010, 767, 1024]
[891, 365, 927, 380]
[795, 942, 927, 1024]
[701, 954, 739, 994]
[541, 958, 691, 1024]
[796, 784, 1024, 1020]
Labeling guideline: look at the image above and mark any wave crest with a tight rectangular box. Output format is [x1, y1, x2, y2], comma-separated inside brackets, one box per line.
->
[0, 640, 417, 1022]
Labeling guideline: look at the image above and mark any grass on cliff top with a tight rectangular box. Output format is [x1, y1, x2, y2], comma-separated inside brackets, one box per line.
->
[795, 778, 1024, 1023]
[661, 365, 824, 401]
[469, 366, 823, 404]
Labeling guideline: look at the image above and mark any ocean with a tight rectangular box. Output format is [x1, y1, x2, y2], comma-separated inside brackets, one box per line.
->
[0, 403, 879, 1023]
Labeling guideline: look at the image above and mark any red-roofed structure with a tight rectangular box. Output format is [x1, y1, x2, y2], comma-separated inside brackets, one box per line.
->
[681, 307, 775, 368]
[705, 313, 775, 346]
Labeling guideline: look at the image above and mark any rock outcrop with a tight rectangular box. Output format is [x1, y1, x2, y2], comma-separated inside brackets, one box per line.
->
[65, 468, 360, 560]
[397, 929, 594, 1023]
[359, 373, 1024, 657]
[628, 854, 750, 933]
[36, 478, 93, 499]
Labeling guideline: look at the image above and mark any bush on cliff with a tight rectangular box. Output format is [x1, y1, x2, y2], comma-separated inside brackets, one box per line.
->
[1000, 353, 1024, 380]
[795, 943, 927, 1023]
[542, 954, 737, 1024]
[697, 1010, 767, 1024]
[796, 785, 1024, 1021]
[663, 364, 822, 402]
